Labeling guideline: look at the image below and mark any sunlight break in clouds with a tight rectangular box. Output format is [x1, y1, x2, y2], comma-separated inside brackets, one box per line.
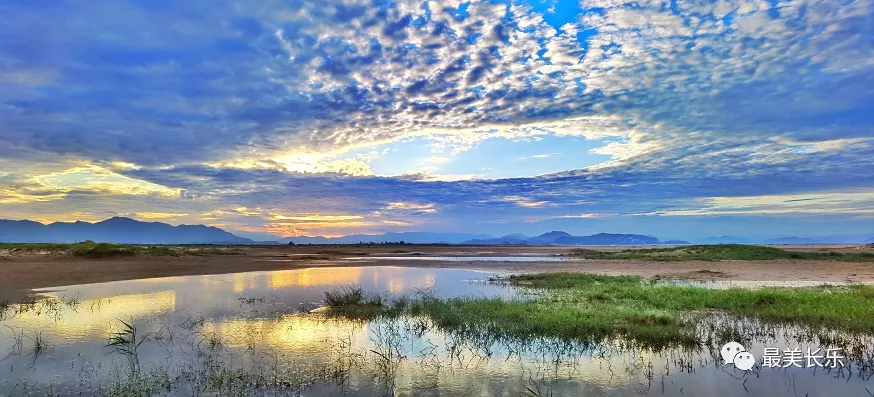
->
[0, 0, 873, 238]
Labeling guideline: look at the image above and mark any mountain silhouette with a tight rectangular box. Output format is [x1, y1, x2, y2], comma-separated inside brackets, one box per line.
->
[764, 236, 821, 244]
[462, 231, 665, 246]
[523, 231, 573, 244]
[553, 233, 660, 245]
[283, 232, 492, 245]
[0, 217, 254, 244]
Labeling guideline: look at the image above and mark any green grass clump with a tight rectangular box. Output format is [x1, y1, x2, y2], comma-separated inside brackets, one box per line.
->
[503, 273, 874, 333]
[327, 273, 874, 349]
[571, 244, 874, 262]
[324, 286, 382, 307]
[69, 242, 144, 258]
[402, 296, 694, 348]
[0, 242, 180, 258]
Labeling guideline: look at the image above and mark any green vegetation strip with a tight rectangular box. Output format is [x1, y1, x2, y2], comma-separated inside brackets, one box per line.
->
[570, 244, 874, 261]
[0, 242, 240, 258]
[325, 273, 874, 348]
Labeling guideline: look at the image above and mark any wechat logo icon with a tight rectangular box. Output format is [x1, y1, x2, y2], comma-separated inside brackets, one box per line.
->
[721, 341, 755, 371]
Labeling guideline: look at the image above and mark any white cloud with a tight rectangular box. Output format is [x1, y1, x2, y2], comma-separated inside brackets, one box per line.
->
[647, 190, 874, 217]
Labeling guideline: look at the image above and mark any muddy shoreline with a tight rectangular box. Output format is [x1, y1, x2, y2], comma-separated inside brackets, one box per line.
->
[2, 245, 874, 293]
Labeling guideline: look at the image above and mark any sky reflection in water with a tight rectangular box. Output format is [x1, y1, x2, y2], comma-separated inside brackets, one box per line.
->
[0, 266, 872, 396]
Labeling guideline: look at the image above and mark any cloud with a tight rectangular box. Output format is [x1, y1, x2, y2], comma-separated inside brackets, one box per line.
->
[381, 220, 413, 226]
[497, 195, 553, 208]
[645, 190, 874, 217]
[384, 202, 436, 212]
[135, 212, 190, 219]
[269, 214, 364, 222]
[1, 0, 873, 237]
[34, 165, 181, 197]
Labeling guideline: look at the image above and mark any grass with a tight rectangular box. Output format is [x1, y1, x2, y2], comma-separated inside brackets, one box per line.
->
[101, 321, 322, 397]
[4, 325, 24, 356]
[0, 300, 10, 319]
[570, 244, 874, 261]
[403, 295, 693, 348]
[324, 285, 383, 307]
[107, 320, 148, 376]
[326, 273, 874, 349]
[502, 273, 874, 333]
[0, 241, 183, 258]
[28, 331, 48, 358]
[10, 280, 874, 395]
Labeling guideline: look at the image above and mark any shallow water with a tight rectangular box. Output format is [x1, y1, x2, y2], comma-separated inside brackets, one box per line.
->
[345, 255, 571, 261]
[0, 266, 872, 396]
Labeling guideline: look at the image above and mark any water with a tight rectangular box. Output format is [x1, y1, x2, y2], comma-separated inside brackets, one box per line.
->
[344, 256, 571, 262]
[0, 266, 872, 396]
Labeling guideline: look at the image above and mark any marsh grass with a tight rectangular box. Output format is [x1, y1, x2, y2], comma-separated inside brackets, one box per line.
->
[524, 377, 555, 397]
[326, 273, 874, 351]
[399, 295, 695, 349]
[0, 242, 180, 258]
[503, 273, 874, 332]
[324, 286, 383, 307]
[101, 319, 326, 397]
[179, 312, 206, 330]
[236, 296, 266, 306]
[4, 325, 24, 357]
[107, 320, 148, 377]
[16, 296, 37, 315]
[571, 244, 874, 262]
[186, 246, 244, 256]
[27, 332, 48, 360]
[8, 286, 874, 396]
[61, 294, 81, 311]
[0, 300, 11, 320]
[368, 321, 407, 394]
[108, 367, 172, 397]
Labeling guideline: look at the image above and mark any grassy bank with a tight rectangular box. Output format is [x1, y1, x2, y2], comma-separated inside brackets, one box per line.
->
[504, 273, 874, 332]
[570, 244, 874, 261]
[0, 242, 181, 258]
[325, 273, 874, 348]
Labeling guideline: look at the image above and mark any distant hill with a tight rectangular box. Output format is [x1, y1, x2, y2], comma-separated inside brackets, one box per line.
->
[461, 236, 527, 245]
[284, 232, 492, 245]
[462, 231, 666, 246]
[0, 217, 255, 244]
[553, 233, 660, 245]
[6, 216, 865, 247]
[764, 237, 822, 244]
[696, 235, 872, 244]
[523, 231, 573, 245]
[697, 236, 753, 244]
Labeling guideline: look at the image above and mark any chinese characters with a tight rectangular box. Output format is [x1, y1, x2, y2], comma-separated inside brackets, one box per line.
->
[761, 347, 844, 368]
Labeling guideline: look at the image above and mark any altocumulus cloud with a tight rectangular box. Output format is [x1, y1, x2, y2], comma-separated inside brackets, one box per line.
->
[0, 0, 873, 237]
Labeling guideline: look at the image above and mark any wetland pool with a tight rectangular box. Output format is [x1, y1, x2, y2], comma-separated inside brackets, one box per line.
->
[1, 266, 872, 396]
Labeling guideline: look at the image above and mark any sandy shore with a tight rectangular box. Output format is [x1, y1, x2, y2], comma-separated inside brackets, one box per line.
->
[2, 245, 874, 292]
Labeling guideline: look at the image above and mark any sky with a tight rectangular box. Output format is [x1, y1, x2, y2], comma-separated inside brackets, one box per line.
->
[1, 0, 873, 240]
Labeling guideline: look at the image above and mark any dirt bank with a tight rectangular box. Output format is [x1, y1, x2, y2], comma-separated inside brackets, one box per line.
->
[2, 245, 873, 292]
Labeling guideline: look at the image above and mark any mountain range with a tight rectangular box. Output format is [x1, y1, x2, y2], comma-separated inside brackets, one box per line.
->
[460, 231, 671, 246]
[0, 217, 871, 246]
[0, 217, 255, 244]
[279, 232, 492, 245]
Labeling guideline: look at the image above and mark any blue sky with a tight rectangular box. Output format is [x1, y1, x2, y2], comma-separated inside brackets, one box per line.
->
[1, 0, 873, 239]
